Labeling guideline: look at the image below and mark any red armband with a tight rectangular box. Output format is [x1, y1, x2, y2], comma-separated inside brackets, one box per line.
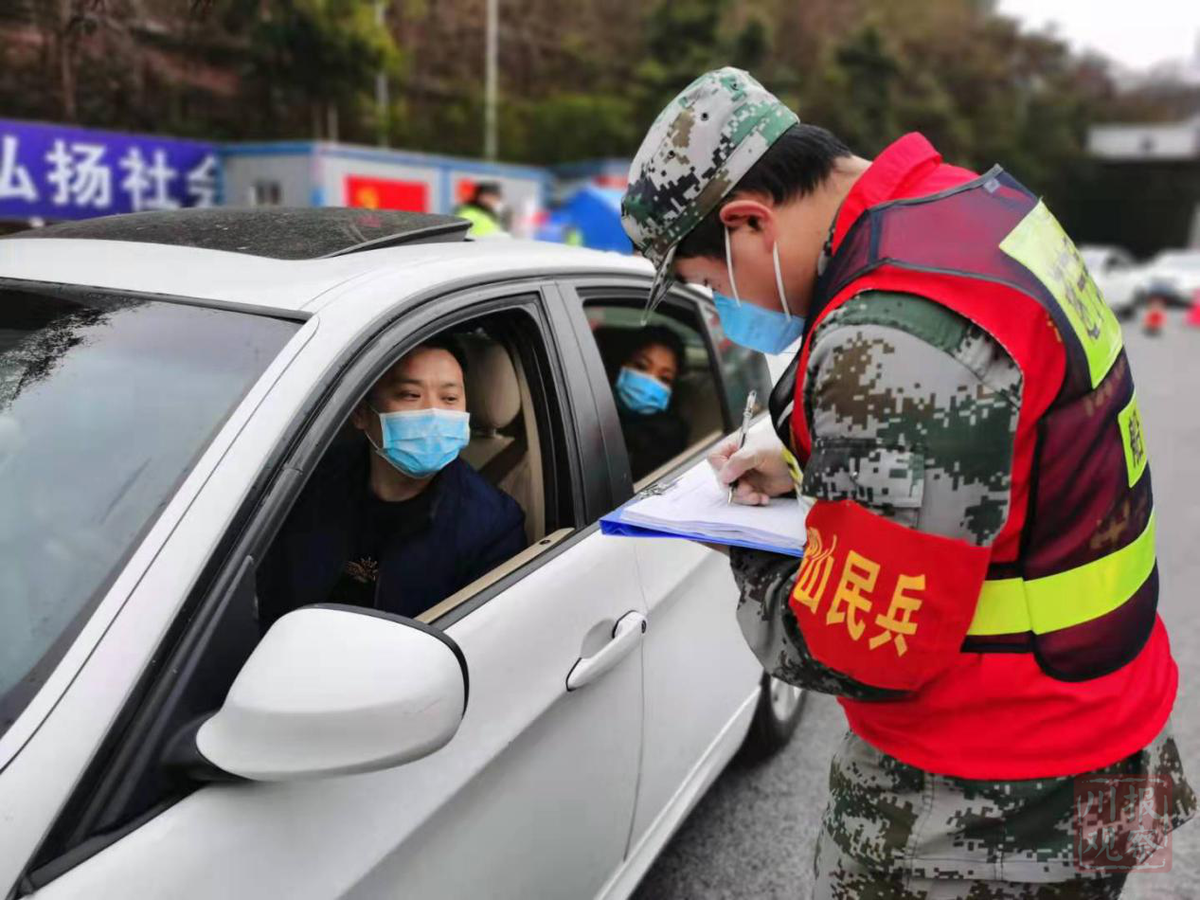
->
[789, 500, 990, 691]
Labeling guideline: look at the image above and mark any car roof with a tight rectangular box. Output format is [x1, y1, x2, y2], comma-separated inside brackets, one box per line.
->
[0, 234, 653, 315]
[1154, 248, 1200, 262]
[8, 207, 474, 260]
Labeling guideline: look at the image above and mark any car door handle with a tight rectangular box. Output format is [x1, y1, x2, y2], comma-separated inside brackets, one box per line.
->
[566, 611, 647, 691]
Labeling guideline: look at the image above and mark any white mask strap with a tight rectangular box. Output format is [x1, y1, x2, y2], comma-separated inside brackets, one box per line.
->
[723, 226, 742, 304]
[362, 418, 388, 459]
[773, 242, 792, 320]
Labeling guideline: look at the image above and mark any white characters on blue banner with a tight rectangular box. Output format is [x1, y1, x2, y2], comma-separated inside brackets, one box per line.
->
[186, 154, 217, 208]
[0, 136, 37, 202]
[46, 140, 112, 209]
[0, 126, 218, 218]
[121, 147, 179, 211]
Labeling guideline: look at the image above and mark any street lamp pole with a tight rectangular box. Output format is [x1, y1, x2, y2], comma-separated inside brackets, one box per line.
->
[375, 0, 389, 147]
[484, 0, 498, 160]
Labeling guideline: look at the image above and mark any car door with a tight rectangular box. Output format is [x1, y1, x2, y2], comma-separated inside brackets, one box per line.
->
[552, 279, 772, 874]
[20, 282, 647, 900]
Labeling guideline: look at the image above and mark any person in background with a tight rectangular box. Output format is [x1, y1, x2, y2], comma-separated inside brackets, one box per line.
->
[563, 223, 585, 247]
[257, 336, 525, 627]
[454, 182, 509, 238]
[612, 325, 689, 480]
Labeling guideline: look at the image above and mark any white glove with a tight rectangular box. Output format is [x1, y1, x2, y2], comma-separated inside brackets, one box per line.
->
[707, 433, 794, 506]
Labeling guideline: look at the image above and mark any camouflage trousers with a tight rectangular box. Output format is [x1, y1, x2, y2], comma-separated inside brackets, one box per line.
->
[813, 831, 1127, 899]
[813, 725, 1195, 899]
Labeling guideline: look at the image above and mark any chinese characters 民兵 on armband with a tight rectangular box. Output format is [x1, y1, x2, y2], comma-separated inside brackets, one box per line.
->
[787, 499, 990, 691]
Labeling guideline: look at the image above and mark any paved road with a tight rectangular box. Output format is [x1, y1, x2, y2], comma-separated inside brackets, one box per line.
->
[633, 310, 1200, 899]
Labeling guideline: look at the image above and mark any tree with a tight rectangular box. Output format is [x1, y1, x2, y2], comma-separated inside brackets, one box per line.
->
[30, 0, 138, 123]
[0, 0, 1187, 212]
[507, 94, 638, 165]
[812, 24, 901, 155]
[635, 0, 732, 126]
[250, 0, 399, 140]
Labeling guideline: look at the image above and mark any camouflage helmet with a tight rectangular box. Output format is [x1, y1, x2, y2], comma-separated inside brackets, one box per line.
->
[621, 67, 799, 313]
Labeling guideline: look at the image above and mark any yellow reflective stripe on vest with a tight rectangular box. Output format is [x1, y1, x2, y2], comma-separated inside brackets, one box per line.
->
[456, 205, 502, 237]
[967, 513, 1156, 636]
[966, 578, 1029, 635]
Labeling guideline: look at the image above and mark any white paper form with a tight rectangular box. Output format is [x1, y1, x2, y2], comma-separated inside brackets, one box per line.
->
[619, 463, 808, 554]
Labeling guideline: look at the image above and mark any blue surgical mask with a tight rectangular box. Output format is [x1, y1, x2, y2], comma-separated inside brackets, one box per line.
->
[713, 226, 805, 355]
[368, 406, 471, 479]
[615, 366, 672, 415]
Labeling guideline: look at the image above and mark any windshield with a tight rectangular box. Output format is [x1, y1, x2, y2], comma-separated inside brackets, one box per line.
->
[0, 283, 299, 737]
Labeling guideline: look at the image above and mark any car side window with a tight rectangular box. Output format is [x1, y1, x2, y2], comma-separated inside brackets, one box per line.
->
[582, 294, 766, 487]
[256, 312, 560, 631]
[27, 297, 578, 883]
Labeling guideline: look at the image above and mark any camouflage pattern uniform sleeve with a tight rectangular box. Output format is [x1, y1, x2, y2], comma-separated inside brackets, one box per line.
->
[734, 291, 1022, 699]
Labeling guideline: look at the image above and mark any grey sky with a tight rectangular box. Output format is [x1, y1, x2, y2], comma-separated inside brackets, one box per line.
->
[997, 0, 1200, 70]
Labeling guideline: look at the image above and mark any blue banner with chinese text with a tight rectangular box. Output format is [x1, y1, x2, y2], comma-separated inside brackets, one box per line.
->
[0, 119, 218, 221]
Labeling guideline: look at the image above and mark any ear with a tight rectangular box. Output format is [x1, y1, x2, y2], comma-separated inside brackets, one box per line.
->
[350, 401, 371, 432]
[718, 197, 779, 245]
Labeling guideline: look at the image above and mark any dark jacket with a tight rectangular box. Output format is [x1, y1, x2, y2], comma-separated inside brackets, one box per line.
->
[617, 406, 690, 481]
[257, 443, 526, 626]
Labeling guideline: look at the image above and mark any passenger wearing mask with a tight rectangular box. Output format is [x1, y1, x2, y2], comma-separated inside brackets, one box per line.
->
[612, 326, 690, 481]
[257, 337, 526, 627]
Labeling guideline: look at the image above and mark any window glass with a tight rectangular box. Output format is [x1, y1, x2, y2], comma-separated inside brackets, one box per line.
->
[255, 311, 550, 631]
[0, 284, 298, 738]
[251, 180, 282, 206]
[584, 299, 725, 483]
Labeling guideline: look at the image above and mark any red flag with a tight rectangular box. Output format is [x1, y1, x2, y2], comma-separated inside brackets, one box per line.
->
[345, 176, 429, 212]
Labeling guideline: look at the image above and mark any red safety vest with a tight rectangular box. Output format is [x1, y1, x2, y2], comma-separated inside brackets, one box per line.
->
[783, 134, 1177, 779]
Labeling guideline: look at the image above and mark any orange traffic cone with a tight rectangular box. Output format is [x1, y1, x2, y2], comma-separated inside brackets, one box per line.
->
[1143, 298, 1166, 336]
[1186, 289, 1200, 328]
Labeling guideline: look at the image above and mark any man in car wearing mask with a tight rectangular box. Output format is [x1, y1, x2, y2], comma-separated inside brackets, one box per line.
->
[621, 68, 1192, 898]
[257, 336, 526, 626]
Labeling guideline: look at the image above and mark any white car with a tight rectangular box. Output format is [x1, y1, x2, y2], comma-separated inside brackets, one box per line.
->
[1079, 245, 1141, 319]
[0, 209, 804, 900]
[1136, 248, 1200, 308]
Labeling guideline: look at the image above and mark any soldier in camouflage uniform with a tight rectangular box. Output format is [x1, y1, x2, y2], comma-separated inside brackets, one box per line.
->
[620, 69, 1194, 898]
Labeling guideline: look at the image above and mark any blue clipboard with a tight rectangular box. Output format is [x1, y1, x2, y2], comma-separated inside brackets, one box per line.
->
[599, 504, 804, 557]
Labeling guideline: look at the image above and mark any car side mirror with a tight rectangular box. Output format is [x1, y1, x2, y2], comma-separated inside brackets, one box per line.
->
[185, 605, 468, 782]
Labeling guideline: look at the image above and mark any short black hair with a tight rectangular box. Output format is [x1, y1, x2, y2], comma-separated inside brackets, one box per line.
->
[414, 333, 469, 375]
[472, 182, 502, 204]
[675, 124, 853, 261]
[628, 324, 686, 373]
[364, 334, 469, 408]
